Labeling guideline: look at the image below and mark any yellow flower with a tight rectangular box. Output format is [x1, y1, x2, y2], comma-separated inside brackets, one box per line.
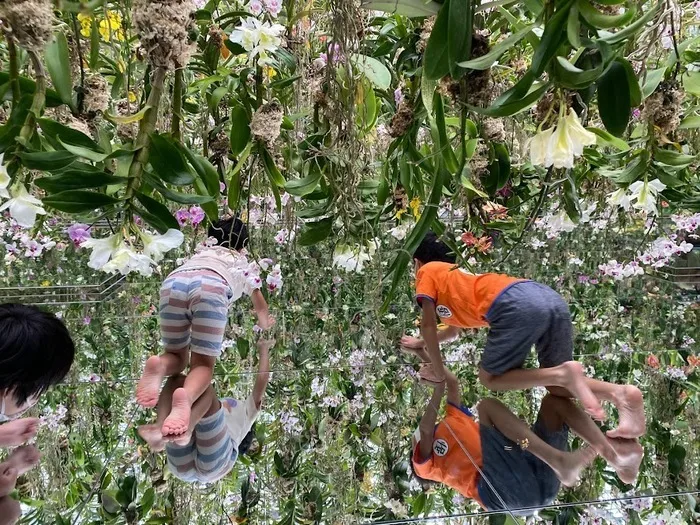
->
[395, 208, 406, 220]
[128, 91, 137, 103]
[240, 210, 248, 222]
[99, 11, 124, 42]
[77, 13, 92, 37]
[41, 280, 51, 287]
[409, 196, 421, 219]
[264, 66, 277, 80]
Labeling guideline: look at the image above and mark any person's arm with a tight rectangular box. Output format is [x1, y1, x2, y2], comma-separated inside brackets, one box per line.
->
[421, 300, 446, 383]
[401, 326, 461, 349]
[418, 382, 446, 461]
[444, 369, 462, 407]
[252, 339, 273, 409]
[251, 289, 275, 330]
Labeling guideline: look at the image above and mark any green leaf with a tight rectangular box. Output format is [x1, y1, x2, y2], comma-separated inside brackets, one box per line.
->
[578, 0, 636, 29]
[563, 172, 582, 221]
[350, 55, 392, 90]
[35, 171, 127, 193]
[37, 118, 104, 152]
[298, 217, 333, 246]
[135, 191, 180, 232]
[43, 190, 121, 213]
[17, 150, 76, 171]
[531, 0, 573, 76]
[148, 133, 195, 186]
[668, 444, 686, 477]
[641, 68, 666, 100]
[423, 0, 451, 80]
[472, 80, 549, 117]
[617, 57, 642, 107]
[448, 0, 473, 78]
[588, 127, 629, 151]
[458, 25, 535, 70]
[434, 93, 459, 173]
[45, 32, 75, 111]
[285, 160, 323, 197]
[460, 169, 489, 198]
[597, 60, 631, 136]
[104, 105, 151, 125]
[143, 171, 214, 205]
[679, 115, 700, 129]
[89, 17, 100, 69]
[178, 146, 220, 196]
[0, 73, 63, 108]
[359, 0, 441, 17]
[421, 69, 438, 120]
[261, 147, 285, 187]
[484, 143, 510, 194]
[230, 105, 251, 157]
[58, 137, 109, 163]
[654, 149, 696, 167]
[599, 2, 659, 44]
[682, 71, 700, 97]
[567, 4, 582, 49]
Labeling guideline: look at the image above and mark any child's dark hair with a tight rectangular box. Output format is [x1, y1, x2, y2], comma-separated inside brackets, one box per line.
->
[238, 422, 257, 456]
[208, 216, 248, 251]
[413, 231, 456, 264]
[0, 303, 75, 404]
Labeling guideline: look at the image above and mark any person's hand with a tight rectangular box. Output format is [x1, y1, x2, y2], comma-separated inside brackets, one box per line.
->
[0, 418, 39, 447]
[256, 338, 276, 352]
[400, 335, 424, 350]
[257, 314, 276, 331]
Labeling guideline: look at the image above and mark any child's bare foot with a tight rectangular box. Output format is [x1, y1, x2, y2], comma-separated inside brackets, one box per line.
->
[4, 445, 41, 476]
[136, 356, 166, 408]
[169, 432, 193, 447]
[256, 338, 276, 352]
[0, 464, 18, 497]
[557, 362, 606, 421]
[138, 424, 166, 452]
[551, 446, 597, 487]
[607, 385, 646, 439]
[0, 495, 21, 525]
[161, 388, 191, 437]
[606, 437, 643, 484]
[418, 363, 446, 384]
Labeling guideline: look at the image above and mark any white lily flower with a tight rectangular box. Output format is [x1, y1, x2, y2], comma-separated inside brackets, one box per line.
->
[0, 154, 10, 200]
[529, 127, 554, 166]
[102, 247, 155, 277]
[0, 185, 47, 228]
[564, 109, 597, 155]
[230, 18, 285, 66]
[606, 188, 631, 211]
[629, 179, 666, 215]
[141, 229, 184, 262]
[82, 233, 123, 270]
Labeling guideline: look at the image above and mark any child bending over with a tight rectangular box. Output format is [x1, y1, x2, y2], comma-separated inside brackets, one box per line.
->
[411, 369, 643, 514]
[400, 232, 645, 439]
[138, 339, 273, 483]
[136, 217, 275, 437]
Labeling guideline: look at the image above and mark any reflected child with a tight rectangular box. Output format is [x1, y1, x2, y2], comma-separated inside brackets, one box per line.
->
[136, 216, 275, 437]
[410, 369, 643, 514]
[400, 231, 645, 439]
[139, 338, 273, 483]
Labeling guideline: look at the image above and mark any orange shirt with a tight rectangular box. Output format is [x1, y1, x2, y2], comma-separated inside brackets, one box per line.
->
[412, 404, 484, 504]
[415, 262, 524, 328]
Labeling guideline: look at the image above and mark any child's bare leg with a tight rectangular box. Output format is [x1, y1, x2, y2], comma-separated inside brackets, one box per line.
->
[138, 375, 185, 451]
[479, 361, 605, 420]
[0, 463, 17, 497]
[0, 495, 21, 525]
[162, 353, 215, 436]
[136, 349, 189, 408]
[540, 395, 643, 483]
[478, 398, 596, 487]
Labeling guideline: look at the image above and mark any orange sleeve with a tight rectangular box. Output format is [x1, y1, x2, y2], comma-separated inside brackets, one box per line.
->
[412, 441, 438, 481]
[415, 265, 437, 305]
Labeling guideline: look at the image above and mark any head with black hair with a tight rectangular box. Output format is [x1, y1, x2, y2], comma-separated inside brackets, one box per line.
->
[207, 216, 249, 251]
[0, 304, 75, 416]
[412, 231, 456, 268]
[238, 422, 257, 456]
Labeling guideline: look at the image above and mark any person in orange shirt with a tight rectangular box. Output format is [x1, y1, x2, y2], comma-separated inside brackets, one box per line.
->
[401, 232, 646, 440]
[411, 368, 644, 514]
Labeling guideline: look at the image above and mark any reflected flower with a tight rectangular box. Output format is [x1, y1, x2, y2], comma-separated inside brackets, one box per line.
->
[67, 223, 92, 247]
[0, 155, 10, 200]
[102, 246, 155, 277]
[82, 233, 124, 270]
[0, 185, 47, 228]
[141, 228, 184, 262]
[606, 188, 631, 211]
[628, 179, 666, 215]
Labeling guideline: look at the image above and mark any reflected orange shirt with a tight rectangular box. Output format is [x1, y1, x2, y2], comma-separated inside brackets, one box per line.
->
[412, 404, 484, 505]
[415, 262, 525, 328]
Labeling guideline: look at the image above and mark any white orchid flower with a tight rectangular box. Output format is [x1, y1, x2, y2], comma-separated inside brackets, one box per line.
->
[529, 127, 554, 167]
[629, 179, 666, 215]
[0, 154, 10, 200]
[82, 233, 123, 270]
[333, 244, 372, 274]
[141, 228, 184, 262]
[606, 188, 631, 211]
[230, 18, 284, 66]
[102, 246, 155, 277]
[0, 185, 47, 228]
[564, 109, 597, 155]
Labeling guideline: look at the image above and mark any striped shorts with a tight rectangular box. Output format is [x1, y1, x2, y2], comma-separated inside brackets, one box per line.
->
[165, 405, 238, 483]
[159, 270, 233, 358]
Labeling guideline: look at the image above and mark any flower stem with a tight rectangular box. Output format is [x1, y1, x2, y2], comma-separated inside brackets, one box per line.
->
[7, 36, 20, 104]
[18, 50, 46, 146]
[172, 68, 183, 141]
[125, 66, 167, 202]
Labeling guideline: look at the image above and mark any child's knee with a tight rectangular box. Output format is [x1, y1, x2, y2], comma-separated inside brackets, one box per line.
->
[479, 368, 497, 389]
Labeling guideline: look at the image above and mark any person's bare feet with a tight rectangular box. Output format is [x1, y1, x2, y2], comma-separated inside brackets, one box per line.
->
[607, 437, 643, 484]
[3, 445, 41, 476]
[551, 446, 597, 487]
[136, 356, 166, 408]
[0, 464, 17, 497]
[161, 388, 191, 437]
[418, 363, 446, 384]
[607, 385, 646, 439]
[138, 424, 166, 452]
[168, 432, 193, 447]
[0, 495, 21, 525]
[557, 362, 606, 421]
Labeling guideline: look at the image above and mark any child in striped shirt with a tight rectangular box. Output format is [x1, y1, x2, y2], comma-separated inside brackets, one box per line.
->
[138, 338, 273, 483]
[136, 216, 275, 438]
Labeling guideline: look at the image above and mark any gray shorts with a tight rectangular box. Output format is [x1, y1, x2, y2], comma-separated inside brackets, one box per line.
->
[477, 416, 569, 513]
[481, 281, 573, 376]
